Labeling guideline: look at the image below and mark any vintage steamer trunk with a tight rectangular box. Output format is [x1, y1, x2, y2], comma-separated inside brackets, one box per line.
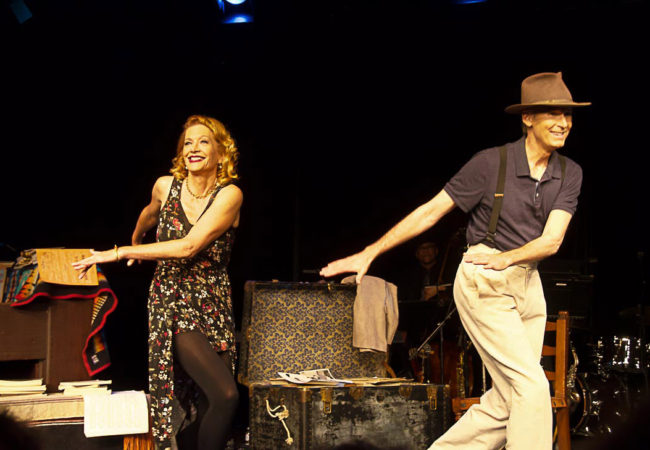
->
[239, 281, 452, 448]
[249, 381, 451, 449]
[238, 281, 387, 384]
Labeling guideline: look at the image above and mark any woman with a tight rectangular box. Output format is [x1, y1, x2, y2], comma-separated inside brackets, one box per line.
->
[73, 115, 243, 450]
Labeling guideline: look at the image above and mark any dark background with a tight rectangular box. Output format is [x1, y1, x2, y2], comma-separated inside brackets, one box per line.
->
[1, 0, 649, 392]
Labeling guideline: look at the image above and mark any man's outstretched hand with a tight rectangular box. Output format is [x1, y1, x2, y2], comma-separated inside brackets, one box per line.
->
[320, 248, 375, 284]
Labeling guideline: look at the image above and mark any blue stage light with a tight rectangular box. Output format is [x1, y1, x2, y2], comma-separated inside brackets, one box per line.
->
[223, 14, 253, 24]
[218, 0, 254, 24]
[453, 0, 487, 4]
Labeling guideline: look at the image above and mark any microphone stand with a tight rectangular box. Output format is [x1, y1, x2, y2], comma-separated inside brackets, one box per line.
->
[411, 304, 457, 384]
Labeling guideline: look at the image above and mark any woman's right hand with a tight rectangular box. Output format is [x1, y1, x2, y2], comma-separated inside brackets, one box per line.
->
[72, 249, 118, 279]
[128, 231, 145, 266]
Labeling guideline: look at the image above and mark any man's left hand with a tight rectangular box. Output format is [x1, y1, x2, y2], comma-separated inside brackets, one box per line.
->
[464, 252, 511, 271]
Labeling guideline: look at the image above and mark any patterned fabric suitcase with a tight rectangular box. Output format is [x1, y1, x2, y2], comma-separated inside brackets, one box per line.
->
[238, 281, 387, 385]
[249, 381, 452, 449]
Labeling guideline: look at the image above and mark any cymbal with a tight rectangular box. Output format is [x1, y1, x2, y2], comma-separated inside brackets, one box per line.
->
[618, 306, 650, 325]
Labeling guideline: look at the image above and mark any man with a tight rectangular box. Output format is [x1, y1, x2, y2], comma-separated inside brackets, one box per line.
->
[398, 240, 445, 302]
[321, 72, 589, 449]
[391, 239, 445, 379]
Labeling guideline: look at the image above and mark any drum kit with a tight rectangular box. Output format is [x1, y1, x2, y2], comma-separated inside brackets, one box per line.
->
[397, 234, 649, 441]
[403, 306, 649, 440]
[567, 307, 649, 438]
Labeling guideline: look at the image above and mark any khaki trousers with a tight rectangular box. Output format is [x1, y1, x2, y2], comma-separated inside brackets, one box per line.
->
[429, 244, 552, 450]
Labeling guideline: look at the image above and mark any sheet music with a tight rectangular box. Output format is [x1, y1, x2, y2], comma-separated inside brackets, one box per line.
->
[277, 368, 353, 385]
[36, 248, 98, 286]
[83, 390, 148, 437]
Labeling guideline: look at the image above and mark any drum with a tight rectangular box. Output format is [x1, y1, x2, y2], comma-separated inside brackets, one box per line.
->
[595, 335, 647, 373]
[569, 371, 630, 436]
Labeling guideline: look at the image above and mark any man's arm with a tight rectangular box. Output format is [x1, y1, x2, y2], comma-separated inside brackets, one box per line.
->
[464, 209, 573, 270]
[320, 189, 456, 283]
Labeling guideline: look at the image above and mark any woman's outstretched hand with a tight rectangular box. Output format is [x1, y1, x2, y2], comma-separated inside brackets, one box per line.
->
[71, 249, 118, 279]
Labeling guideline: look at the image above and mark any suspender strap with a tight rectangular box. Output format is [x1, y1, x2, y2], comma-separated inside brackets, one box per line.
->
[483, 149, 566, 248]
[484, 145, 507, 246]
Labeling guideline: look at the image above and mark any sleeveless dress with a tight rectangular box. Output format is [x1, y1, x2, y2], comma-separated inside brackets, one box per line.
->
[147, 177, 236, 448]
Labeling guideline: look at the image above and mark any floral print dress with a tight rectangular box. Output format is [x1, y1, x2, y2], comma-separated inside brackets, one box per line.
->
[147, 177, 236, 448]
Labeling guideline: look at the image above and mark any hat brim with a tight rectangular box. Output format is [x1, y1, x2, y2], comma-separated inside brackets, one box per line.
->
[505, 101, 591, 114]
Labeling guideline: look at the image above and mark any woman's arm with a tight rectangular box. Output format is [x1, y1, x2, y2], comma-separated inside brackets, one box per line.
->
[121, 184, 243, 260]
[127, 176, 172, 266]
[72, 183, 243, 277]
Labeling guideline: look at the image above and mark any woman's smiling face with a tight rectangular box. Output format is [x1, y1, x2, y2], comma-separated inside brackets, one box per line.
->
[182, 124, 223, 174]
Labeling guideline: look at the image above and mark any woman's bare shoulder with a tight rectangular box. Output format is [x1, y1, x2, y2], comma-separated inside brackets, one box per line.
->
[153, 176, 174, 193]
[220, 182, 242, 196]
[155, 175, 174, 189]
[152, 176, 175, 205]
[215, 183, 243, 205]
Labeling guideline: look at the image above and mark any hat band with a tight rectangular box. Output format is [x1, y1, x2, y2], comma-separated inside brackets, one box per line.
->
[522, 98, 575, 105]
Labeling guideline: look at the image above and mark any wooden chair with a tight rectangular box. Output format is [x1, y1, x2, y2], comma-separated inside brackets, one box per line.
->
[451, 311, 571, 449]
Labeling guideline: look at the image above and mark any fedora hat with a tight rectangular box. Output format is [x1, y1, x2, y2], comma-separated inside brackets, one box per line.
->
[505, 72, 591, 114]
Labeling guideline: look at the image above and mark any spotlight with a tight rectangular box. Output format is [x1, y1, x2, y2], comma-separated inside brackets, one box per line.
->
[217, 0, 254, 24]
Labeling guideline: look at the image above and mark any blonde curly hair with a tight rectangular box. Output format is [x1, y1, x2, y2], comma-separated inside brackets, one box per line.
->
[170, 115, 239, 185]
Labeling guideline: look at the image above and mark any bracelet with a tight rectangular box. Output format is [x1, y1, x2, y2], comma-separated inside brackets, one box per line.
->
[114, 245, 120, 262]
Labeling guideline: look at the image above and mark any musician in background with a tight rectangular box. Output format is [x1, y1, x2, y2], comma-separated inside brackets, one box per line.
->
[397, 239, 448, 302]
[391, 239, 454, 380]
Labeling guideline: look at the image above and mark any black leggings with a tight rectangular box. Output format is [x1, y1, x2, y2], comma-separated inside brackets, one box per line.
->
[173, 331, 239, 450]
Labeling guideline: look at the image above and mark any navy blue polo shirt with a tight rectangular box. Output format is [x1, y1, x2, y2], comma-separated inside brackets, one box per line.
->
[443, 137, 582, 252]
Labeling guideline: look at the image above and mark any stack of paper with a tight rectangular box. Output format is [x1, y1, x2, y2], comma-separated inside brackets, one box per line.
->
[84, 390, 149, 437]
[0, 379, 46, 399]
[0, 393, 85, 424]
[58, 380, 112, 397]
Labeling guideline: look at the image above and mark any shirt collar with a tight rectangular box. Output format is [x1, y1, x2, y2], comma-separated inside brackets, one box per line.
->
[513, 136, 563, 181]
